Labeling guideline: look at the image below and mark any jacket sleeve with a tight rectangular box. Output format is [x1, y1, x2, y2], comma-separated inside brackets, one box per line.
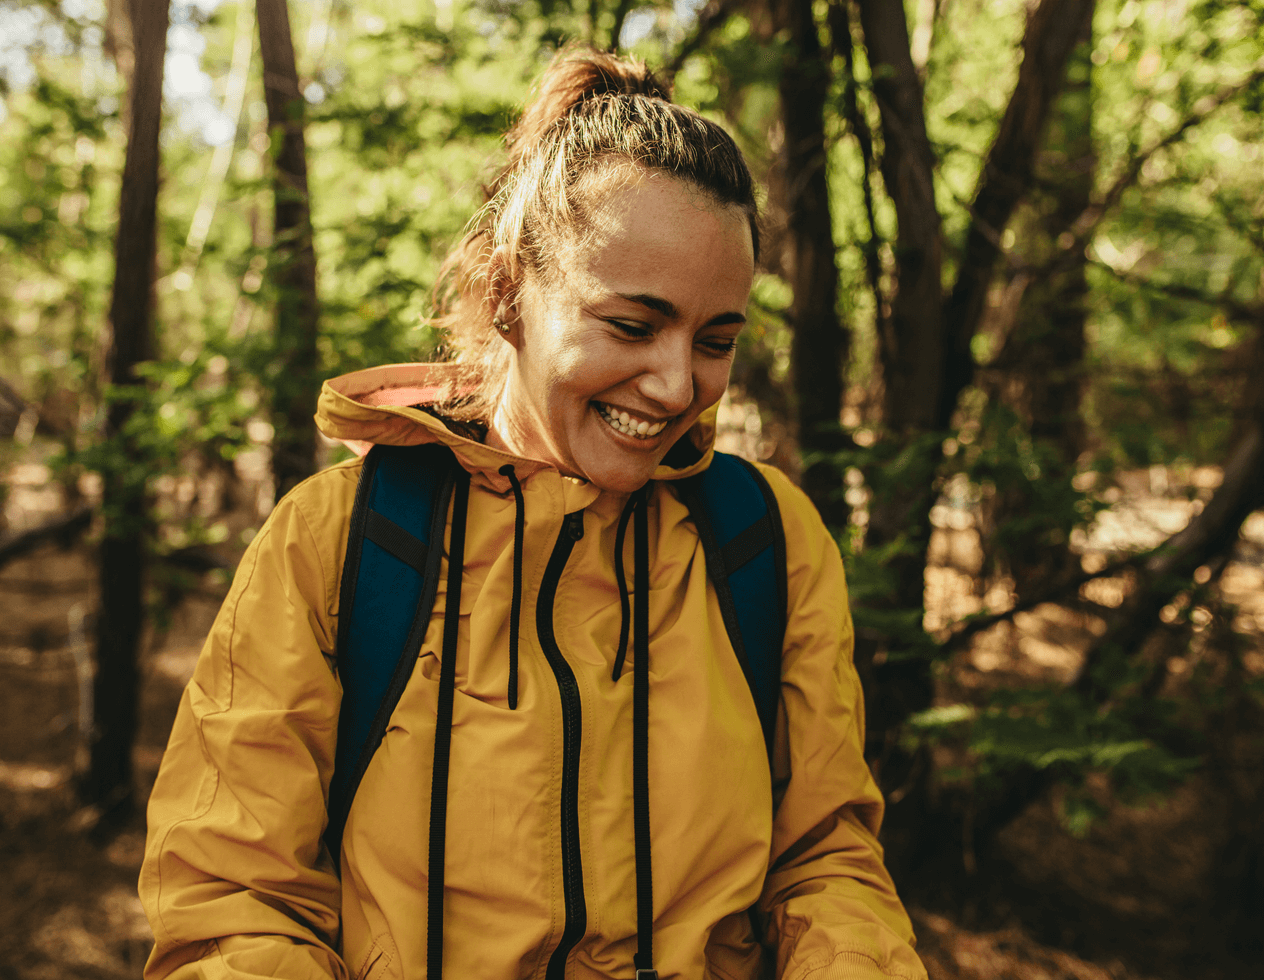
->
[756, 466, 927, 980]
[139, 466, 359, 980]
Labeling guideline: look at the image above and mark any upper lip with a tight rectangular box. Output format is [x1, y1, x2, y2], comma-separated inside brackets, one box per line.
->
[597, 401, 676, 425]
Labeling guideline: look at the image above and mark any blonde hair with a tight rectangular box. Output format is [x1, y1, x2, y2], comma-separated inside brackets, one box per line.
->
[432, 47, 759, 421]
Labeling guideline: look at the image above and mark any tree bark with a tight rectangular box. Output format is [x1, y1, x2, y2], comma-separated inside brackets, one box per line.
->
[853, 0, 941, 713]
[981, 8, 1095, 596]
[257, 0, 320, 500]
[774, 0, 850, 528]
[855, 0, 943, 613]
[853, 0, 1098, 876]
[857, 0, 943, 441]
[79, 0, 168, 827]
[938, 0, 1098, 431]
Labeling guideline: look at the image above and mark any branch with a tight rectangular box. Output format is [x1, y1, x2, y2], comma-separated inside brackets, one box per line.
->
[1076, 413, 1264, 701]
[1212, 193, 1264, 260]
[829, 0, 888, 350]
[937, 551, 1147, 655]
[608, 0, 636, 51]
[0, 376, 26, 414]
[664, 0, 740, 77]
[1026, 67, 1264, 287]
[1070, 69, 1264, 246]
[937, 0, 1096, 429]
[1089, 259, 1264, 326]
[0, 506, 95, 570]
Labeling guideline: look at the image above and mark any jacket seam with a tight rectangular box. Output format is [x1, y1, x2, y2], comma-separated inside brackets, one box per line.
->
[290, 498, 339, 663]
[151, 522, 269, 942]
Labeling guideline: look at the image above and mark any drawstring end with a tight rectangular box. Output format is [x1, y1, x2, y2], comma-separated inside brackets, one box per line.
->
[611, 494, 636, 682]
[500, 464, 526, 711]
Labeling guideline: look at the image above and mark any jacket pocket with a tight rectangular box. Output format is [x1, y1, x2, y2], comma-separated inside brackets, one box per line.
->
[353, 938, 394, 980]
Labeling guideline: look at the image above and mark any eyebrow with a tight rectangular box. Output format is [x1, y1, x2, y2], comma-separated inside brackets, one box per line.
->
[616, 292, 747, 327]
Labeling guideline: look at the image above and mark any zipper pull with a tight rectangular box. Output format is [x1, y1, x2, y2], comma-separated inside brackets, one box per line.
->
[565, 511, 585, 541]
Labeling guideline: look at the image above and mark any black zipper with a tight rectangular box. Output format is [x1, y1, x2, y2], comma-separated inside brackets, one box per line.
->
[539, 510, 587, 980]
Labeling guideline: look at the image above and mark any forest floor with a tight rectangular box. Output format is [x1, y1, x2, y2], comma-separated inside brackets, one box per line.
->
[1, 446, 1261, 980]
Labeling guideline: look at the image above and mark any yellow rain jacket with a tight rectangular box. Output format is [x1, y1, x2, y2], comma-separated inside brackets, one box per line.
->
[140, 364, 926, 980]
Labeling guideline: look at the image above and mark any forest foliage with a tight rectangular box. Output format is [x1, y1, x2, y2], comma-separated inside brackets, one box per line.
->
[2, 0, 1264, 942]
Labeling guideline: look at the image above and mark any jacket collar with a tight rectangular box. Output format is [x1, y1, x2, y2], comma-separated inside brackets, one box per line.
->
[315, 363, 719, 496]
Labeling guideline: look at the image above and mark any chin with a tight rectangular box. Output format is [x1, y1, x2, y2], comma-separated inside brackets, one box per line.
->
[585, 466, 658, 495]
[577, 450, 661, 495]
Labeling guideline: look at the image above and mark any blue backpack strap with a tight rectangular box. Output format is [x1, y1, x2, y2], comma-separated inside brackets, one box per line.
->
[325, 443, 458, 864]
[676, 452, 787, 757]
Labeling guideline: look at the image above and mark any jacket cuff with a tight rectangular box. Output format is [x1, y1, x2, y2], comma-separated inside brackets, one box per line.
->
[786, 946, 927, 980]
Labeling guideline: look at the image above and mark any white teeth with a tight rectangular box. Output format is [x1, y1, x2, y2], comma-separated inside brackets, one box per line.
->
[597, 403, 669, 440]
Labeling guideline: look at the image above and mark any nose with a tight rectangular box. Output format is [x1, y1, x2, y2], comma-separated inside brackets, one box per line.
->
[638, 336, 694, 414]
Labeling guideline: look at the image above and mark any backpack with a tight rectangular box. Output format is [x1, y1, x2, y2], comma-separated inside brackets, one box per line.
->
[323, 442, 787, 862]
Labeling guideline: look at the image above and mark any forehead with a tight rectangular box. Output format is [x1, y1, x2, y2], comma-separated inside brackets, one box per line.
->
[556, 171, 755, 302]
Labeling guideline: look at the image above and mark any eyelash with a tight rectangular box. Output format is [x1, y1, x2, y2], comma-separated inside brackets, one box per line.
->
[608, 321, 738, 355]
[608, 320, 650, 339]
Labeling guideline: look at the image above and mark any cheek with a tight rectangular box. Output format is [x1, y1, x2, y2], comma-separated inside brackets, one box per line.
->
[694, 358, 734, 408]
[534, 342, 597, 414]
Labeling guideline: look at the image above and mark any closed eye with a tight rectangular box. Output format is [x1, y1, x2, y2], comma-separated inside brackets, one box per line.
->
[700, 337, 738, 355]
[608, 319, 652, 339]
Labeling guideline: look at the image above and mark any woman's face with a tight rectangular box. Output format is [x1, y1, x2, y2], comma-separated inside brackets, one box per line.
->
[490, 173, 756, 494]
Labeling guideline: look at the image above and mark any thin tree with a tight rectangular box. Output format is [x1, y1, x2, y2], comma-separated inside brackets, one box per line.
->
[981, 16, 1095, 596]
[257, 0, 320, 499]
[774, 0, 851, 529]
[79, 0, 169, 827]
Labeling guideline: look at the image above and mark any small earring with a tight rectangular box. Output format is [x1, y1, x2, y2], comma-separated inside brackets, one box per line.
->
[494, 318, 510, 335]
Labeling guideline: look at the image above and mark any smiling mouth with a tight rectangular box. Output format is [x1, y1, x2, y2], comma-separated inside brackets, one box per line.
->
[595, 402, 671, 439]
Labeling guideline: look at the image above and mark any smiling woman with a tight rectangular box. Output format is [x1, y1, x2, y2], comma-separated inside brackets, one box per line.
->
[489, 174, 755, 493]
[138, 48, 927, 980]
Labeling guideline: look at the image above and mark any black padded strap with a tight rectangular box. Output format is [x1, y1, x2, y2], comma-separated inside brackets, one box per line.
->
[719, 513, 773, 575]
[427, 470, 471, 980]
[631, 489, 656, 980]
[365, 510, 429, 574]
[737, 459, 787, 634]
[674, 475, 758, 696]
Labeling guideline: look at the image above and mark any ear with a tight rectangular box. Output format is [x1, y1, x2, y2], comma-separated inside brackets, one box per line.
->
[487, 248, 522, 347]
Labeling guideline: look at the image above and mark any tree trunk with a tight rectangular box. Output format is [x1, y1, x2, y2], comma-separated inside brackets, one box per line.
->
[79, 0, 169, 829]
[775, 0, 850, 528]
[257, 0, 320, 500]
[853, 0, 1099, 879]
[852, 0, 942, 756]
[982, 8, 1095, 596]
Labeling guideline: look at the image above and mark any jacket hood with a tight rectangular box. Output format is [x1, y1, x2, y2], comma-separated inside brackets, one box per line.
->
[315, 363, 720, 491]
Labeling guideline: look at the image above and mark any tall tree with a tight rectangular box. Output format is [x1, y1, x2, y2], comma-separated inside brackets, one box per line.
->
[774, 0, 851, 528]
[852, 0, 944, 795]
[852, 0, 1097, 874]
[79, 0, 169, 826]
[981, 14, 1095, 596]
[257, 0, 320, 499]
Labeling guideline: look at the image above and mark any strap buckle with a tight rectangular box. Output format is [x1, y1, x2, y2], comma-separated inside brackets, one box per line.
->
[635, 972, 659, 980]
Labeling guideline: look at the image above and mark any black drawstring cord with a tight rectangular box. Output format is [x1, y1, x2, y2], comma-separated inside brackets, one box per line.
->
[426, 469, 471, 980]
[499, 464, 526, 709]
[610, 495, 637, 682]
[631, 488, 657, 980]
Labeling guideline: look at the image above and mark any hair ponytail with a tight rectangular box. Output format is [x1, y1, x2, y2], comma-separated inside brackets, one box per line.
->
[506, 51, 670, 165]
[433, 47, 758, 422]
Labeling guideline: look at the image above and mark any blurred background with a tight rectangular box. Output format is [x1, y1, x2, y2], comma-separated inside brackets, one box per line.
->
[1, 0, 1262, 976]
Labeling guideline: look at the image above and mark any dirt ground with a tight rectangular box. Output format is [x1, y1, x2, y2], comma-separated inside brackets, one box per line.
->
[1, 451, 1260, 980]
